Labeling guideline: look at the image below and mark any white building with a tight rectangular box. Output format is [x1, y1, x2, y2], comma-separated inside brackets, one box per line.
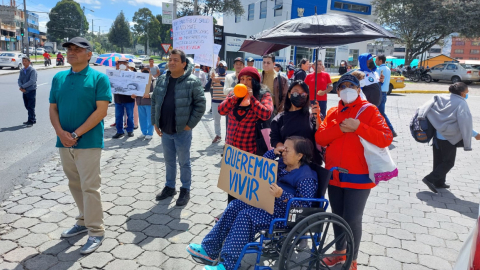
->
[223, 0, 377, 67]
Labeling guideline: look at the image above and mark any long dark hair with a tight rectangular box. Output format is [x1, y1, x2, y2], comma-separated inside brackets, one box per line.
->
[236, 76, 262, 100]
[286, 136, 313, 166]
[283, 80, 310, 114]
[449, 82, 468, 96]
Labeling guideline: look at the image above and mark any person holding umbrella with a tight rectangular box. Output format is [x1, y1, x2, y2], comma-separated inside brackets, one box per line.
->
[304, 59, 333, 117]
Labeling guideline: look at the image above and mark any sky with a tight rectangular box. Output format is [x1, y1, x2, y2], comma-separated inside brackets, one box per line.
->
[22, 0, 223, 34]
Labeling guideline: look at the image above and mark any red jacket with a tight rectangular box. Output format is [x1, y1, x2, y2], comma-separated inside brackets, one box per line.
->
[219, 91, 273, 154]
[315, 97, 393, 189]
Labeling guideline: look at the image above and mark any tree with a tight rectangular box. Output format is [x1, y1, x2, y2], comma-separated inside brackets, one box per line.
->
[373, 0, 480, 66]
[108, 11, 132, 53]
[177, 0, 244, 18]
[132, 8, 155, 55]
[46, 0, 88, 41]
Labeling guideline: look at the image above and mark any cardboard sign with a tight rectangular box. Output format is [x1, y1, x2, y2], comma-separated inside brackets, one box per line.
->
[194, 44, 222, 67]
[218, 145, 277, 214]
[172, 16, 214, 54]
[106, 70, 151, 96]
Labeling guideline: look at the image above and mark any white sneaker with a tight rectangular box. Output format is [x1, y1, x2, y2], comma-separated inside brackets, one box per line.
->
[145, 135, 153, 140]
[139, 134, 146, 139]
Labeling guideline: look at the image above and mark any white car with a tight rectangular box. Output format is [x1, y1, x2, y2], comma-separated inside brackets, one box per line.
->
[23, 47, 35, 54]
[0, 52, 24, 69]
[124, 54, 142, 69]
[36, 48, 45, 55]
[138, 55, 148, 61]
[90, 52, 99, 65]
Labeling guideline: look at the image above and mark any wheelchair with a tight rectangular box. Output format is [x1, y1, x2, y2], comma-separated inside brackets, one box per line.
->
[194, 165, 355, 270]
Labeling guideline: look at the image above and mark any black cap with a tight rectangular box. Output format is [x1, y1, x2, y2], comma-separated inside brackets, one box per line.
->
[246, 57, 254, 62]
[274, 63, 282, 68]
[62, 37, 92, 50]
[234, 57, 244, 63]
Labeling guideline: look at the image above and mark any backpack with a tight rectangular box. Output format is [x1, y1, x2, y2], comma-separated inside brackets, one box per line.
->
[410, 108, 436, 143]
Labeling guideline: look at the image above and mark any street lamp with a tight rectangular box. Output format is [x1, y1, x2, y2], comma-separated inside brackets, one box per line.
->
[81, 6, 95, 36]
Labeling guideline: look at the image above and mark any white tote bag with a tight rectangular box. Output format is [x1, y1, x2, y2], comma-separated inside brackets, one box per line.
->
[355, 104, 398, 185]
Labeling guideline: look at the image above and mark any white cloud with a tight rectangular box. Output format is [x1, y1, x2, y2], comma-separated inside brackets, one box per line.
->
[92, 5, 101, 9]
[85, 13, 114, 33]
[127, 0, 169, 7]
[75, 0, 101, 5]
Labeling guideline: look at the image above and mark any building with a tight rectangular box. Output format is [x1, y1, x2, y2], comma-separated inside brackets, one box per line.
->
[0, 3, 22, 51]
[26, 11, 41, 47]
[223, 0, 377, 67]
[450, 37, 480, 61]
[418, 54, 456, 68]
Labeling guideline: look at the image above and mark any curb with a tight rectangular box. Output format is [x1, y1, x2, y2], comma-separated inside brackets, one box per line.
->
[0, 65, 70, 76]
[392, 90, 450, 94]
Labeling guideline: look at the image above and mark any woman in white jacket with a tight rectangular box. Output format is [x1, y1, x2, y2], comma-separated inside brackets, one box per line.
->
[420, 82, 480, 193]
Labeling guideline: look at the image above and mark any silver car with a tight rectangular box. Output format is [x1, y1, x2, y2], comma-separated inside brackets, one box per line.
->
[429, 62, 480, 84]
[0, 52, 24, 69]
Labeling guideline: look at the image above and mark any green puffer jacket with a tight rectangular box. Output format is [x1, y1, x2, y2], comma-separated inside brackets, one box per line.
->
[151, 59, 206, 133]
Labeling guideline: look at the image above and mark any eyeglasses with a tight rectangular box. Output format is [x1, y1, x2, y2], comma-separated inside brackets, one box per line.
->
[291, 92, 308, 98]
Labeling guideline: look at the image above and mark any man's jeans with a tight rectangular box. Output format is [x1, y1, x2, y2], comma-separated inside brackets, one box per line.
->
[23, 90, 36, 122]
[115, 102, 134, 134]
[162, 129, 193, 190]
[378, 92, 395, 133]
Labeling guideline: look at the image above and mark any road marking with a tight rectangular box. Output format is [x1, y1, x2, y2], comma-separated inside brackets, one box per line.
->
[38, 83, 48, 87]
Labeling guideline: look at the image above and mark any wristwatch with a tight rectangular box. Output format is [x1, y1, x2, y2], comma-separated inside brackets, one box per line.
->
[71, 132, 79, 139]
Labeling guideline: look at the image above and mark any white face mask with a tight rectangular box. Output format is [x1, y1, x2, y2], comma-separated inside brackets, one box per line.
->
[119, 64, 127, 70]
[340, 88, 359, 104]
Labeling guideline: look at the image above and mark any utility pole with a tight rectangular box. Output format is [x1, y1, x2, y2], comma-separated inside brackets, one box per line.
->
[81, 6, 85, 36]
[146, 19, 149, 55]
[193, 0, 198, 15]
[173, 0, 177, 20]
[23, 0, 29, 57]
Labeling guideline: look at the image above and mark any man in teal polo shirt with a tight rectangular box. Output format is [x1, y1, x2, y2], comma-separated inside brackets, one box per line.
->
[49, 37, 112, 254]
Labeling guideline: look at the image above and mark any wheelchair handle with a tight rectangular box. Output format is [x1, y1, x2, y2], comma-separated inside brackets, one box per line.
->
[330, 166, 349, 174]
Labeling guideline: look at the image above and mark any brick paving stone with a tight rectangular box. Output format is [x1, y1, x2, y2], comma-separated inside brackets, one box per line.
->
[111, 244, 143, 260]
[2, 228, 29, 240]
[387, 228, 415, 240]
[80, 252, 114, 268]
[0, 262, 25, 270]
[372, 235, 401, 248]
[18, 233, 50, 247]
[39, 212, 67, 223]
[143, 224, 171, 238]
[117, 231, 147, 244]
[30, 223, 59, 234]
[38, 240, 71, 255]
[0, 240, 17, 255]
[137, 251, 168, 267]
[11, 217, 40, 228]
[6, 204, 33, 214]
[104, 215, 128, 226]
[369, 256, 402, 270]
[162, 258, 196, 270]
[23, 208, 50, 218]
[360, 241, 385, 256]
[418, 254, 452, 270]
[104, 259, 139, 270]
[386, 248, 418, 263]
[416, 234, 446, 247]
[24, 254, 58, 270]
[48, 262, 82, 270]
[138, 237, 170, 251]
[3, 247, 38, 262]
[96, 238, 119, 252]
[146, 213, 173, 225]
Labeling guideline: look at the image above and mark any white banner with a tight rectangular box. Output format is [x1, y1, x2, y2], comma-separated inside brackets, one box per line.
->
[106, 70, 150, 96]
[225, 36, 245, 52]
[162, 2, 173, 24]
[173, 16, 214, 54]
[194, 44, 221, 67]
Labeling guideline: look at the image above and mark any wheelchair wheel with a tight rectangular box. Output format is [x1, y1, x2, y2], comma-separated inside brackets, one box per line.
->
[278, 212, 354, 270]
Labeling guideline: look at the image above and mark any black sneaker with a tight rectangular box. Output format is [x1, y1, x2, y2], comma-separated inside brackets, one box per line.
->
[176, 188, 190, 206]
[392, 132, 398, 138]
[435, 183, 450, 189]
[422, 178, 438, 193]
[156, 186, 177, 201]
[127, 132, 134, 137]
[112, 133, 125, 139]
[24, 121, 34, 127]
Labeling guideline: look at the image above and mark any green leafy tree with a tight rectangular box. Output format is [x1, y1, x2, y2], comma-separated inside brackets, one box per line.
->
[178, 0, 244, 17]
[373, 0, 480, 66]
[108, 11, 132, 53]
[132, 8, 154, 55]
[46, 0, 88, 41]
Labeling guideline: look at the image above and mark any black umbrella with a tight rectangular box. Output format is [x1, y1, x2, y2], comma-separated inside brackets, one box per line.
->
[239, 39, 289, 56]
[251, 13, 396, 117]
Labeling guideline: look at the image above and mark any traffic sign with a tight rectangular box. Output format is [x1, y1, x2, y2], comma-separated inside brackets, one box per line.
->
[162, 43, 172, 53]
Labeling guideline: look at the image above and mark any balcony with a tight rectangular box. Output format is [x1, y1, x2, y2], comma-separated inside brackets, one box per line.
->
[0, 23, 16, 33]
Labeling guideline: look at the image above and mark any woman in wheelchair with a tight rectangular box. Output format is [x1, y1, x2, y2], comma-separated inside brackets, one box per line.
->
[187, 136, 318, 270]
[316, 74, 393, 270]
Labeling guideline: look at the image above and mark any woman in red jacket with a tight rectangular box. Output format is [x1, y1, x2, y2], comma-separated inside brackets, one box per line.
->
[315, 74, 393, 270]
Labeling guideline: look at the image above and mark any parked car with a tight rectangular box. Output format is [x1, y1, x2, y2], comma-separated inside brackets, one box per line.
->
[429, 62, 480, 84]
[330, 69, 406, 95]
[36, 48, 45, 55]
[138, 55, 148, 61]
[124, 54, 142, 69]
[0, 52, 24, 70]
[90, 52, 99, 65]
[23, 47, 35, 54]
[157, 62, 167, 74]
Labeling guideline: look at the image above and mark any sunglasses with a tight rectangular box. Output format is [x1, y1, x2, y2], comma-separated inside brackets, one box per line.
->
[291, 92, 308, 98]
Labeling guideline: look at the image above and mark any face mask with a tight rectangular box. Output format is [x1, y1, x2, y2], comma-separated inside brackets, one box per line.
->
[465, 93, 469, 99]
[340, 88, 359, 104]
[195, 68, 200, 72]
[290, 93, 308, 108]
[119, 64, 127, 70]
[368, 61, 376, 70]
[218, 67, 226, 74]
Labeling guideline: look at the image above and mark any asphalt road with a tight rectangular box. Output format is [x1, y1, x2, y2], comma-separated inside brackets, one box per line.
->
[0, 65, 109, 201]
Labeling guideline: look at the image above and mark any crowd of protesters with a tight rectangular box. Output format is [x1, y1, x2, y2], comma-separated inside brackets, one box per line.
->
[37, 37, 477, 270]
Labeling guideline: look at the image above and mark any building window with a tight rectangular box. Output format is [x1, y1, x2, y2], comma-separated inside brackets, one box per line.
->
[325, 48, 336, 67]
[348, 49, 359, 65]
[470, 57, 479, 60]
[248, 3, 255, 21]
[455, 57, 463, 60]
[274, 0, 283, 17]
[471, 49, 479, 54]
[429, 48, 441, 53]
[332, 0, 371, 15]
[454, 49, 464, 54]
[368, 49, 373, 53]
[260, 1, 267, 19]
[235, 13, 241, 23]
[455, 40, 465, 46]
[394, 48, 405, 53]
[472, 41, 480, 46]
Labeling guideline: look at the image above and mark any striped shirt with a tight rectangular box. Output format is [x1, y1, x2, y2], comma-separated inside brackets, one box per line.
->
[212, 74, 226, 103]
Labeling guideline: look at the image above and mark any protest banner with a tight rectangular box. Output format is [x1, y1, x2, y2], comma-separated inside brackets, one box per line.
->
[218, 145, 277, 214]
[194, 44, 222, 68]
[106, 69, 151, 96]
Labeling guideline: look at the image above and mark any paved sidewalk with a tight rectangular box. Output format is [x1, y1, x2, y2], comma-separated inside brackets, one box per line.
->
[0, 94, 479, 270]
